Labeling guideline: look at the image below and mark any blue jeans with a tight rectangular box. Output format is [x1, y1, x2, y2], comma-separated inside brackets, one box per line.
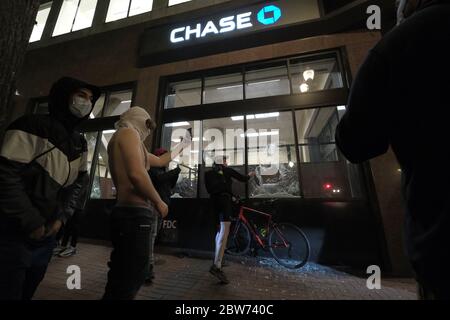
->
[0, 235, 56, 300]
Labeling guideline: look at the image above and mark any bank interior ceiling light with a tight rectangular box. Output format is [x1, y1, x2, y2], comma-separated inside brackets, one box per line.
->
[165, 121, 190, 127]
[300, 83, 309, 93]
[303, 69, 315, 81]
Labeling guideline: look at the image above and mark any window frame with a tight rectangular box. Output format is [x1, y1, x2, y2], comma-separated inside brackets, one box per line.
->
[105, 0, 154, 23]
[29, 2, 53, 43]
[52, 0, 98, 37]
[155, 48, 367, 201]
[161, 49, 348, 110]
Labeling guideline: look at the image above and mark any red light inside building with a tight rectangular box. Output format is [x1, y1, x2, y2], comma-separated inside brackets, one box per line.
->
[324, 183, 332, 190]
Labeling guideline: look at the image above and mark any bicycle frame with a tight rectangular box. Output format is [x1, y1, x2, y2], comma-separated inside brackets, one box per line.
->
[236, 204, 289, 250]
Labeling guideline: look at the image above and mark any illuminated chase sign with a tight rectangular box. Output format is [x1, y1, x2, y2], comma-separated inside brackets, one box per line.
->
[170, 4, 282, 43]
[138, 0, 321, 66]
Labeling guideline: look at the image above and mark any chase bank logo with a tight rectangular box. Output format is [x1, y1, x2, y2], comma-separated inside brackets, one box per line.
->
[257, 5, 282, 25]
[170, 4, 282, 43]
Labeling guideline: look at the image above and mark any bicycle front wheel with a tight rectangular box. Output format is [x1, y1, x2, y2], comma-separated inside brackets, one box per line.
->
[226, 221, 251, 256]
[268, 223, 310, 269]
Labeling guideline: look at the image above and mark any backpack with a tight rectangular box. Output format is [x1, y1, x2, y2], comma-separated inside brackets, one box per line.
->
[204, 169, 227, 195]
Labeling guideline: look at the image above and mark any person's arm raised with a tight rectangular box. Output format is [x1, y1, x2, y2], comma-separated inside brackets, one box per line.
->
[147, 140, 190, 168]
[117, 128, 168, 216]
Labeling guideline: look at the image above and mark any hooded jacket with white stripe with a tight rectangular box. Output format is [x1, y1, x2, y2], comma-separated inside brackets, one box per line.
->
[0, 77, 101, 236]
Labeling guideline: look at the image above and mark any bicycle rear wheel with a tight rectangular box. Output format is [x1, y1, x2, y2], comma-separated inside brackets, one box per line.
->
[226, 221, 251, 256]
[268, 223, 310, 269]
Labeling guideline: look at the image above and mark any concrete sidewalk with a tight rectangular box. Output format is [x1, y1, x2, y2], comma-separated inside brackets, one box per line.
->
[34, 241, 417, 300]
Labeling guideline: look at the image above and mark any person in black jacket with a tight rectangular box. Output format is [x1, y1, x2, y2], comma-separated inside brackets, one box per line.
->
[335, 0, 450, 299]
[205, 155, 255, 284]
[0, 77, 100, 300]
[145, 148, 181, 284]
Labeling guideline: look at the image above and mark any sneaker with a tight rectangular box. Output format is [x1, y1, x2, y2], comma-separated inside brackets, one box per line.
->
[53, 245, 65, 256]
[209, 265, 229, 284]
[58, 246, 77, 257]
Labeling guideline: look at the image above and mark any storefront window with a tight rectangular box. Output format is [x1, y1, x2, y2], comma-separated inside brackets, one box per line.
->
[165, 79, 202, 108]
[161, 121, 200, 198]
[163, 52, 346, 108]
[201, 117, 246, 198]
[245, 63, 291, 99]
[29, 2, 52, 43]
[106, 0, 153, 22]
[290, 56, 344, 94]
[295, 107, 361, 198]
[90, 129, 116, 199]
[104, 90, 133, 116]
[53, 0, 98, 36]
[296, 107, 339, 163]
[204, 73, 243, 104]
[90, 89, 132, 118]
[246, 112, 300, 198]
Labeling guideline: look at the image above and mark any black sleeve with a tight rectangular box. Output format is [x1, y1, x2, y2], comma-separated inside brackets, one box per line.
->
[335, 49, 391, 163]
[0, 117, 47, 234]
[57, 172, 89, 224]
[169, 167, 181, 189]
[225, 167, 250, 183]
[57, 136, 90, 224]
[152, 167, 181, 186]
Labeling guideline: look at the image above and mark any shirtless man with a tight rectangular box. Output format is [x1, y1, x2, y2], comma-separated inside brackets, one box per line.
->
[102, 107, 189, 300]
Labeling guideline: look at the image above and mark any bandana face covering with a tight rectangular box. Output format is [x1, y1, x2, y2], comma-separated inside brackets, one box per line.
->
[115, 106, 153, 141]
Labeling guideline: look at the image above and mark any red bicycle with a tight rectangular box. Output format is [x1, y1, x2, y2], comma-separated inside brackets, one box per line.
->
[226, 197, 310, 269]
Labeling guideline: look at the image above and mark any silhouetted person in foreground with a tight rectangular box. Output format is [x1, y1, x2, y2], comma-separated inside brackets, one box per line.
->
[336, 0, 450, 299]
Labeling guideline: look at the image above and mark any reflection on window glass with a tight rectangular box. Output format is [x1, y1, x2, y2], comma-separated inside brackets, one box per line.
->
[85, 131, 99, 174]
[245, 64, 290, 99]
[90, 129, 116, 199]
[104, 90, 132, 116]
[129, 0, 154, 16]
[161, 121, 200, 198]
[90, 94, 105, 119]
[246, 112, 300, 198]
[53, 0, 97, 36]
[204, 73, 243, 104]
[106, 0, 153, 22]
[295, 106, 362, 199]
[106, 0, 128, 22]
[165, 79, 202, 109]
[201, 117, 246, 198]
[72, 0, 98, 31]
[30, 2, 52, 42]
[168, 0, 191, 6]
[295, 107, 339, 163]
[290, 57, 343, 94]
[89, 90, 132, 119]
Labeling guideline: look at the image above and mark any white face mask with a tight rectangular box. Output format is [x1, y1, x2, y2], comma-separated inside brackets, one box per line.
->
[70, 96, 92, 118]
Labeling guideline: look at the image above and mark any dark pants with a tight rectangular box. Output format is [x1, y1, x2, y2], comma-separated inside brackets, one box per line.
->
[413, 258, 450, 300]
[61, 209, 83, 248]
[103, 206, 157, 300]
[211, 193, 233, 222]
[0, 235, 56, 300]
